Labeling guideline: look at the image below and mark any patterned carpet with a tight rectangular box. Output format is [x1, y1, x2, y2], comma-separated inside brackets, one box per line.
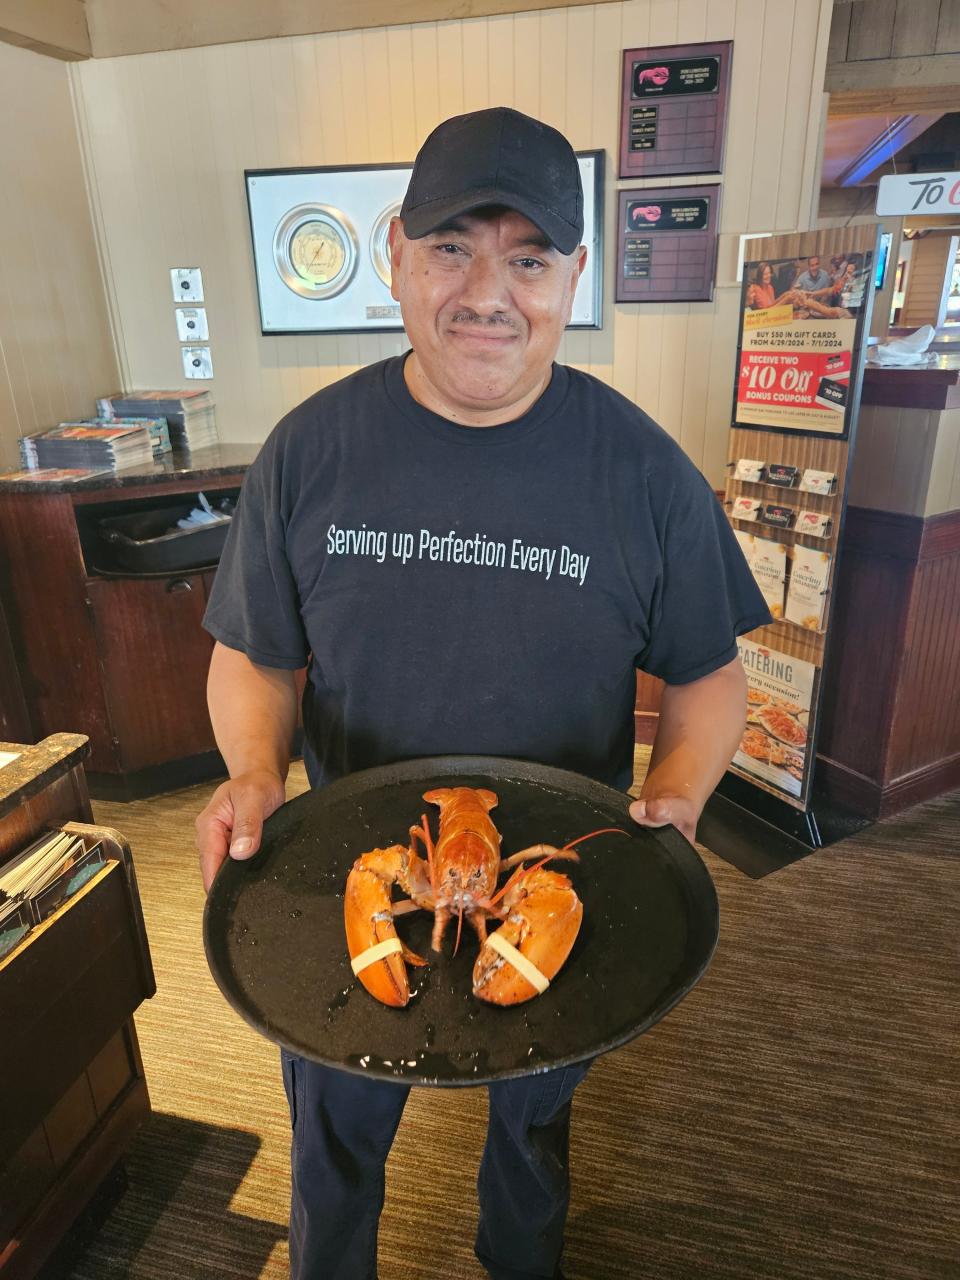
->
[58, 752, 959, 1280]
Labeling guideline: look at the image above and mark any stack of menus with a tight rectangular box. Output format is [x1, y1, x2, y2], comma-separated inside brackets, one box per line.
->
[721, 226, 880, 820]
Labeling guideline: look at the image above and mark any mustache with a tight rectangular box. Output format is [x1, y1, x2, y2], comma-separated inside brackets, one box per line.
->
[449, 310, 518, 331]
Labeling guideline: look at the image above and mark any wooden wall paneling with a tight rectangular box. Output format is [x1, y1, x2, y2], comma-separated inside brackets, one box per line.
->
[583, 0, 620, 384]
[749, 0, 795, 236]
[888, 543, 960, 779]
[435, 20, 465, 123]
[486, 14, 515, 111]
[901, 235, 957, 330]
[721, 0, 764, 235]
[461, 12, 489, 115]
[411, 22, 441, 145]
[72, 1, 835, 488]
[928, 408, 960, 516]
[815, 541, 913, 790]
[847, 0, 896, 61]
[826, 0, 851, 64]
[0, 45, 119, 468]
[778, 1, 823, 232]
[892, 0, 942, 57]
[935, 0, 960, 53]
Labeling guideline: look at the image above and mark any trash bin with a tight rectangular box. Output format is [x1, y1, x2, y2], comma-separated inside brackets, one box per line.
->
[96, 498, 234, 573]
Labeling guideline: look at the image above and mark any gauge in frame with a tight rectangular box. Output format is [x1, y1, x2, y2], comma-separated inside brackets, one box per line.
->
[273, 204, 359, 300]
[369, 200, 403, 289]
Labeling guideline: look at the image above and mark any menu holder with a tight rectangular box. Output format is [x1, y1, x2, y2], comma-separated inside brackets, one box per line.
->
[715, 224, 881, 833]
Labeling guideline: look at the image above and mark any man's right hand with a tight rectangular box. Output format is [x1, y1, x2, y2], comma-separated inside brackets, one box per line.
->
[195, 769, 287, 893]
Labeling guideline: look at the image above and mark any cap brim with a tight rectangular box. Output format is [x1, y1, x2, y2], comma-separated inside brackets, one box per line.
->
[401, 185, 582, 255]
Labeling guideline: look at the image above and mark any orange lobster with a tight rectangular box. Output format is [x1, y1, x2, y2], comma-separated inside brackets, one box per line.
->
[343, 786, 623, 1007]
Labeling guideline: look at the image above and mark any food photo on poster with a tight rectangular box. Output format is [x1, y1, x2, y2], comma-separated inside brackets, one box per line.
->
[734, 249, 873, 436]
[732, 638, 817, 804]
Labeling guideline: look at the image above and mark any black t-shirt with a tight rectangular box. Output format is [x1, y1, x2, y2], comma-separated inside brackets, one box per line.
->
[203, 354, 770, 791]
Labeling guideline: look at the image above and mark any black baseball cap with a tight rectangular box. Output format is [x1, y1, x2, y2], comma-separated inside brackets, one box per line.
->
[400, 107, 584, 255]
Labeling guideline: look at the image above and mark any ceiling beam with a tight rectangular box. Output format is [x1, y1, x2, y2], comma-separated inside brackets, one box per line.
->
[0, 0, 90, 61]
[84, 0, 606, 59]
[834, 113, 944, 186]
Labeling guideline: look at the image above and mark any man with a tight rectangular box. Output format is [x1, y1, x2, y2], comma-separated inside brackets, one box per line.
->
[792, 255, 833, 298]
[196, 107, 769, 1280]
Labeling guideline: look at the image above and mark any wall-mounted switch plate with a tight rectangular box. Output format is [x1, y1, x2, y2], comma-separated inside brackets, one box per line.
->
[171, 268, 204, 302]
[176, 307, 209, 340]
[182, 345, 213, 378]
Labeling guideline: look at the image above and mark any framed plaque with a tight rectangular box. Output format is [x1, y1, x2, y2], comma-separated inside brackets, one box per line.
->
[615, 184, 720, 303]
[619, 41, 732, 179]
[245, 153, 604, 335]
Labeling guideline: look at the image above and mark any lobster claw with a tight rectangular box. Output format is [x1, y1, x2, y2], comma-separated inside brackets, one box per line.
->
[344, 846, 428, 1008]
[472, 868, 583, 1006]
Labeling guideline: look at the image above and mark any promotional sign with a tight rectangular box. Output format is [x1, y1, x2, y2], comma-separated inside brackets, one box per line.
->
[733, 248, 873, 437]
[616, 184, 720, 303]
[733, 639, 817, 806]
[619, 41, 732, 178]
[877, 171, 960, 216]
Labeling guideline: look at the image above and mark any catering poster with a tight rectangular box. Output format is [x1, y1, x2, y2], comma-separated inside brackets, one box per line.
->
[732, 638, 817, 806]
[734, 250, 873, 437]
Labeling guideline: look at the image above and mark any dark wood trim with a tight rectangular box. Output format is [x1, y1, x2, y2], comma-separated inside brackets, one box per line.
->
[861, 364, 960, 411]
[841, 506, 924, 560]
[817, 750, 960, 820]
[0, 1074, 148, 1279]
[920, 508, 960, 559]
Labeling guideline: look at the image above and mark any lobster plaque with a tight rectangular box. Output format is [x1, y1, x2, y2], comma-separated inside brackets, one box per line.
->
[619, 40, 733, 179]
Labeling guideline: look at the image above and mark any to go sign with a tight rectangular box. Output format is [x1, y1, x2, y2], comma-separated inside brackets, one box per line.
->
[877, 172, 960, 216]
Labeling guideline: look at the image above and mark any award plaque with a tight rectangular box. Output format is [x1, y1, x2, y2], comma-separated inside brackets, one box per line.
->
[245, 153, 604, 335]
[619, 41, 732, 178]
[615, 184, 720, 303]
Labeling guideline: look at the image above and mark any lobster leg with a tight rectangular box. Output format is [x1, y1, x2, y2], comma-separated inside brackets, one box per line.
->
[498, 843, 579, 871]
[344, 845, 429, 1008]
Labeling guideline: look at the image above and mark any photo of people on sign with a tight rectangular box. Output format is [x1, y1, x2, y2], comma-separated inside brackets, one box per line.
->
[732, 638, 818, 806]
[734, 250, 873, 435]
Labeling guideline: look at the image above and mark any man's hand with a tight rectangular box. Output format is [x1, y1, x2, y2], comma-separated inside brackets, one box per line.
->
[629, 794, 699, 845]
[629, 657, 749, 849]
[195, 769, 287, 892]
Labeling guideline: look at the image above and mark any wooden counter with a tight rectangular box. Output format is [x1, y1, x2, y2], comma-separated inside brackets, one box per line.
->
[815, 359, 960, 818]
[0, 445, 257, 799]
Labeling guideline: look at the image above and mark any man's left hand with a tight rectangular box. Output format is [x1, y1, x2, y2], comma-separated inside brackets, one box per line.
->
[628, 794, 700, 846]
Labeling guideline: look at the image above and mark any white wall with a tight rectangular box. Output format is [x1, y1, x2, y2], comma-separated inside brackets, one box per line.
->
[0, 41, 119, 470]
[73, 0, 833, 485]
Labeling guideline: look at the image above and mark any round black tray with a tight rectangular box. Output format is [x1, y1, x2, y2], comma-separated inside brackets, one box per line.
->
[203, 756, 719, 1086]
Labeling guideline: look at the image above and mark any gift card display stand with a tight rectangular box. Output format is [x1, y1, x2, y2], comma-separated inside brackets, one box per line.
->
[699, 226, 882, 874]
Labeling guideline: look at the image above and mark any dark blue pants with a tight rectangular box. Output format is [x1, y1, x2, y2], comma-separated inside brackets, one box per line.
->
[280, 1052, 591, 1280]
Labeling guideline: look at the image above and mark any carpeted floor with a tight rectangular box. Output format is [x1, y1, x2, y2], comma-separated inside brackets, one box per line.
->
[60, 752, 959, 1280]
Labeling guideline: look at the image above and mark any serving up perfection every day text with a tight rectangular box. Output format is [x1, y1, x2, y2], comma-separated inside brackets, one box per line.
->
[326, 523, 591, 586]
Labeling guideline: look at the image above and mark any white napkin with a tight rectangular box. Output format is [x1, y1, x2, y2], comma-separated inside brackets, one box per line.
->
[868, 325, 936, 366]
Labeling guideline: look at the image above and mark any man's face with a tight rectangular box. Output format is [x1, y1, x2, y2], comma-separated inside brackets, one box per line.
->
[389, 208, 586, 421]
[808, 257, 820, 272]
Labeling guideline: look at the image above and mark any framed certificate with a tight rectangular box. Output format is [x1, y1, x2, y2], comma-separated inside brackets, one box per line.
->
[245, 153, 604, 335]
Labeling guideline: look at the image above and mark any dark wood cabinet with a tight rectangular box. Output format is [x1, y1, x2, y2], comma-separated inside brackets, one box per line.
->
[0, 735, 155, 1279]
[0, 452, 251, 798]
[86, 573, 217, 771]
